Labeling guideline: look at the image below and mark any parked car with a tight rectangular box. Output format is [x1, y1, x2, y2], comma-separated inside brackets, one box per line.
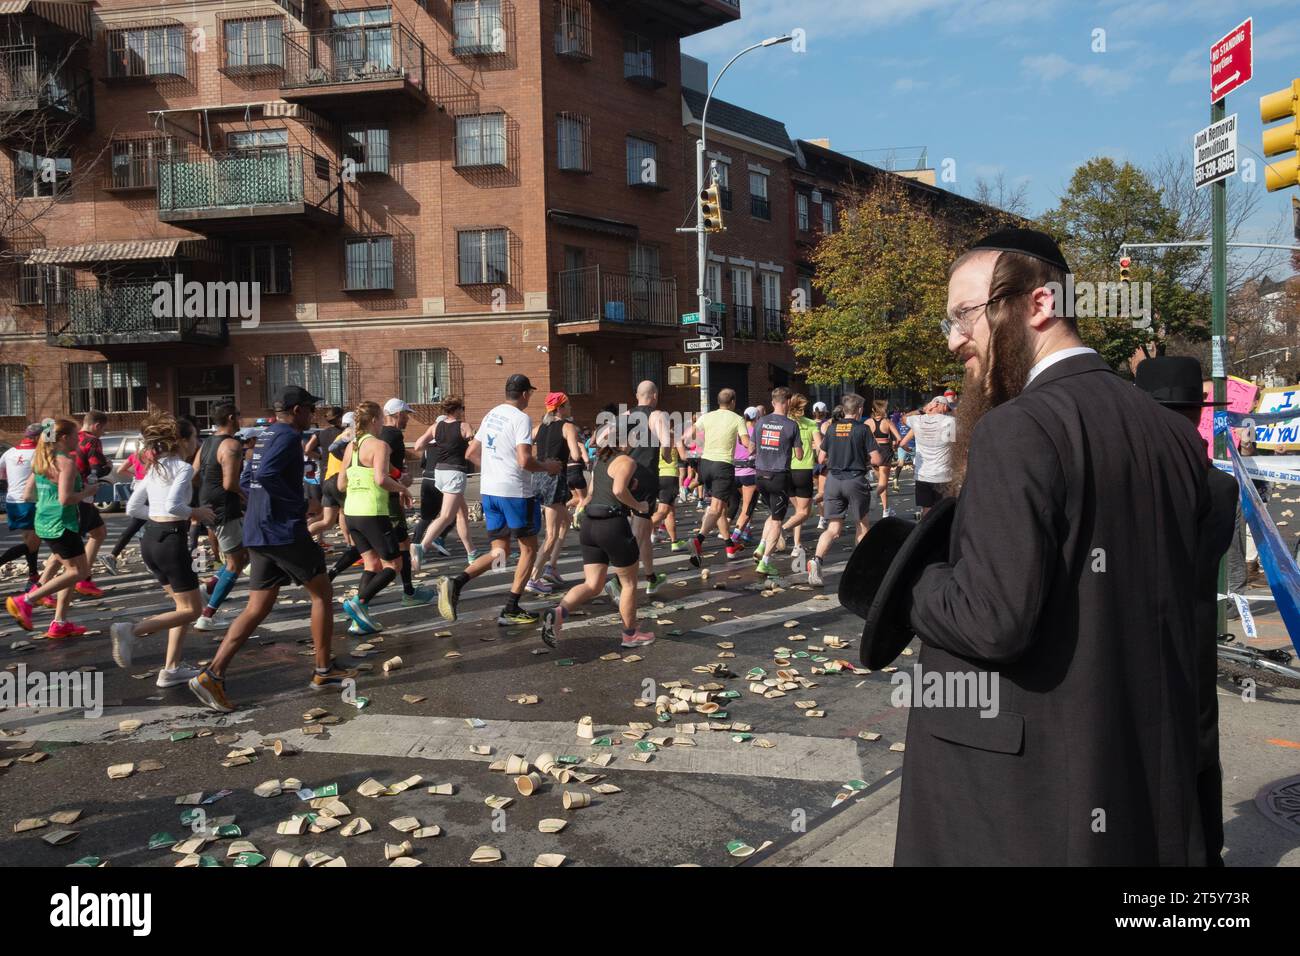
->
[93, 432, 147, 512]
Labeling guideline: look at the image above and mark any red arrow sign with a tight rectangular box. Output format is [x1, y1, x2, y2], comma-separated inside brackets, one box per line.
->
[1210, 17, 1252, 103]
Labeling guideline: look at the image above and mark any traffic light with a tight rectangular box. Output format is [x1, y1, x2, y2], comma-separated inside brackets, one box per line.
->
[1260, 79, 1300, 192]
[699, 184, 724, 233]
[1119, 256, 1131, 283]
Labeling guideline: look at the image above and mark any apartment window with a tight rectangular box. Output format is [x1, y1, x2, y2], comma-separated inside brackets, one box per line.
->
[797, 193, 810, 231]
[109, 136, 175, 189]
[68, 361, 147, 414]
[108, 25, 188, 79]
[265, 353, 348, 407]
[822, 199, 835, 234]
[0, 365, 25, 417]
[632, 350, 662, 388]
[629, 243, 660, 277]
[761, 272, 783, 340]
[749, 171, 770, 220]
[794, 275, 813, 313]
[452, 0, 504, 54]
[17, 263, 72, 305]
[15, 150, 71, 198]
[705, 262, 722, 310]
[223, 17, 284, 72]
[564, 344, 594, 395]
[457, 228, 508, 285]
[731, 266, 754, 337]
[344, 235, 394, 291]
[344, 125, 390, 175]
[557, 112, 590, 172]
[398, 349, 450, 404]
[455, 113, 506, 168]
[714, 161, 731, 210]
[554, 0, 591, 59]
[233, 241, 292, 294]
[626, 136, 658, 187]
[623, 31, 658, 83]
[228, 129, 288, 149]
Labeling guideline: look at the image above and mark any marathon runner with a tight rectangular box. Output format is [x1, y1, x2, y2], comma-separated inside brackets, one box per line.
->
[751, 388, 803, 580]
[193, 403, 248, 632]
[806, 393, 881, 587]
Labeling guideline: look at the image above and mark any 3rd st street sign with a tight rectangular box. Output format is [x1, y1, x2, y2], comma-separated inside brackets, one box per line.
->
[1210, 17, 1251, 102]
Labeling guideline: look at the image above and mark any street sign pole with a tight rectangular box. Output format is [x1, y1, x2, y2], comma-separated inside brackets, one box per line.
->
[1212, 93, 1228, 637]
[696, 138, 710, 414]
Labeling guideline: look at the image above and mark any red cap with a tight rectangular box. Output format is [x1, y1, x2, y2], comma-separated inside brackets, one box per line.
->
[545, 391, 569, 410]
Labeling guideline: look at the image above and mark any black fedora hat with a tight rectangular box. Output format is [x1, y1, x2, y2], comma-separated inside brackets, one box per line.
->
[839, 497, 957, 669]
[1134, 356, 1228, 409]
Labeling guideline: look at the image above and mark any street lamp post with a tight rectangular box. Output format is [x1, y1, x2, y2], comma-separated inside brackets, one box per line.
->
[693, 35, 792, 414]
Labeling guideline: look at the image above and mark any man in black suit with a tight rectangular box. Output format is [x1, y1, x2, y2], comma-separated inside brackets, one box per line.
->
[899, 228, 1214, 865]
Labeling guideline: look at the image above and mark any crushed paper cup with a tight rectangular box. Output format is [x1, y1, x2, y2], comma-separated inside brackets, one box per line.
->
[534, 853, 566, 868]
[538, 818, 567, 834]
[412, 826, 441, 839]
[427, 784, 455, 795]
[384, 840, 413, 861]
[390, 857, 422, 867]
[516, 772, 544, 796]
[270, 849, 302, 868]
[117, 719, 142, 734]
[889, 742, 906, 752]
[340, 818, 372, 838]
[534, 753, 558, 775]
[357, 778, 388, 797]
[106, 763, 134, 780]
[383, 656, 403, 673]
[389, 817, 420, 833]
[485, 795, 513, 811]
[562, 791, 590, 810]
[470, 845, 502, 863]
[726, 840, 756, 858]
[254, 780, 283, 798]
[43, 829, 79, 846]
[504, 755, 531, 776]
[576, 716, 594, 739]
[273, 740, 297, 757]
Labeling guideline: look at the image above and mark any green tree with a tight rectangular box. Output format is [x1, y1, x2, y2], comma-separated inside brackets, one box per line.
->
[1039, 157, 1210, 369]
[790, 177, 960, 390]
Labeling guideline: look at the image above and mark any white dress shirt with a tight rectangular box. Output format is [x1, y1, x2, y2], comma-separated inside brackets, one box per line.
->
[1027, 346, 1097, 386]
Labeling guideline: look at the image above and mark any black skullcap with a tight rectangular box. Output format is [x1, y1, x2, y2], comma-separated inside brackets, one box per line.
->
[969, 227, 1071, 273]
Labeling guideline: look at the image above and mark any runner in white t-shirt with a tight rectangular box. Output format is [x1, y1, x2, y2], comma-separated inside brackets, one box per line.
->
[0, 425, 41, 584]
[898, 396, 957, 516]
[435, 374, 560, 627]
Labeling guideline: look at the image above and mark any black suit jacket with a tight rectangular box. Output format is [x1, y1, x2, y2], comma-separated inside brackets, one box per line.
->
[901, 352, 1212, 865]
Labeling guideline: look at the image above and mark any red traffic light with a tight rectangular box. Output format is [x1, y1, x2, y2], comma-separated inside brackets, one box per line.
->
[1119, 256, 1131, 268]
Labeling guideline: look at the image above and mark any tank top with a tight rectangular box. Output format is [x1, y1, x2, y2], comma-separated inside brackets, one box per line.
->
[792, 417, 818, 470]
[869, 415, 894, 449]
[344, 434, 390, 517]
[199, 433, 243, 523]
[35, 458, 79, 539]
[624, 404, 661, 474]
[588, 453, 631, 517]
[429, 419, 469, 474]
[734, 424, 755, 476]
[534, 419, 569, 463]
[658, 445, 679, 478]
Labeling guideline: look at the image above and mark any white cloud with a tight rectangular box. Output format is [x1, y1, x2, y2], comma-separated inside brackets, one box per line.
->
[1166, 47, 1202, 85]
[892, 76, 928, 92]
[1021, 53, 1136, 95]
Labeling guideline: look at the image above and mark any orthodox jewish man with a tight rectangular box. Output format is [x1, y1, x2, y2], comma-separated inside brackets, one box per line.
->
[848, 228, 1216, 865]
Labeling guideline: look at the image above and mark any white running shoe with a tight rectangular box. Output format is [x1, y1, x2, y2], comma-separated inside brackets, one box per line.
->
[806, 557, 824, 587]
[790, 546, 806, 575]
[98, 554, 120, 577]
[193, 614, 222, 632]
[110, 622, 136, 668]
[156, 663, 203, 688]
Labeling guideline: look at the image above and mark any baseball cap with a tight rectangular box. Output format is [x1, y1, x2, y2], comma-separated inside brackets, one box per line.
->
[545, 391, 569, 410]
[930, 395, 951, 407]
[384, 398, 413, 416]
[744, 406, 759, 420]
[505, 374, 537, 395]
[341, 411, 356, 427]
[275, 385, 320, 411]
[812, 401, 828, 413]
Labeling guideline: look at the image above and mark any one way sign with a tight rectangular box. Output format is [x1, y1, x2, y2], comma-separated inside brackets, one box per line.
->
[684, 337, 723, 353]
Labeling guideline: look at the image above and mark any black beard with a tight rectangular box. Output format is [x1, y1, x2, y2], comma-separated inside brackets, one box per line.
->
[948, 315, 1035, 495]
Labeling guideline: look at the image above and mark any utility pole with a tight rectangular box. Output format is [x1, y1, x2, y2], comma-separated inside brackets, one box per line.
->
[1212, 92, 1228, 637]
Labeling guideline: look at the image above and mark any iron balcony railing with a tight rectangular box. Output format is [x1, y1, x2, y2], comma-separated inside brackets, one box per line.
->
[157, 146, 338, 215]
[732, 304, 755, 340]
[453, 130, 507, 168]
[46, 284, 225, 346]
[0, 45, 92, 123]
[555, 266, 678, 328]
[451, 9, 505, 55]
[762, 307, 787, 342]
[750, 195, 770, 220]
[281, 23, 426, 93]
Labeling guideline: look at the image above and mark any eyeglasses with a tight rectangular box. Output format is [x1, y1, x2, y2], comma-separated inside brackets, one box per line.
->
[939, 291, 1025, 338]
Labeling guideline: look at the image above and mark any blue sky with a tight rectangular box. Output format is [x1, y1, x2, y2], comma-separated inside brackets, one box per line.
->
[683, 0, 1300, 275]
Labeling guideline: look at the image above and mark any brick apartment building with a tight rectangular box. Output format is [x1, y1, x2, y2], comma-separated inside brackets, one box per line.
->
[0, 0, 1001, 444]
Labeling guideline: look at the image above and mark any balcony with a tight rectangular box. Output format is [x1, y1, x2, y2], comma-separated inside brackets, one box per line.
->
[611, 0, 739, 38]
[732, 304, 755, 340]
[762, 308, 787, 342]
[280, 24, 428, 113]
[451, 7, 506, 57]
[157, 146, 342, 231]
[0, 45, 92, 134]
[46, 283, 227, 349]
[554, 266, 678, 334]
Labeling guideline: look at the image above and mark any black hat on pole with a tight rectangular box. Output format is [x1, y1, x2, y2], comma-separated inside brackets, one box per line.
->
[839, 497, 957, 669]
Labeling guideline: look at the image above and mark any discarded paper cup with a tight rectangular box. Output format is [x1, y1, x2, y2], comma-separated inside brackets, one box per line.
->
[384, 840, 413, 861]
[534, 752, 557, 775]
[383, 656, 403, 673]
[516, 772, 544, 796]
[576, 716, 594, 739]
[270, 849, 302, 868]
[504, 755, 531, 776]
[549, 767, 573, 784]
[273, 739, 297, 757]
[562, 791, 590, 810]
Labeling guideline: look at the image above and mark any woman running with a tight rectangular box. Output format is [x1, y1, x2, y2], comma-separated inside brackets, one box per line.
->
[527, 392, 584, 593]
[0, 423, 41, 587]
[412, 397, 478, 569]
[782, 393, 822, 573]
[107, 414, 213, 685]
[337, 401, 411, 635]
[728, 407, 759, 545]
[5, 419, 98, 637]
[540, 429, 655, 651]
[867, 399, 902, 518]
